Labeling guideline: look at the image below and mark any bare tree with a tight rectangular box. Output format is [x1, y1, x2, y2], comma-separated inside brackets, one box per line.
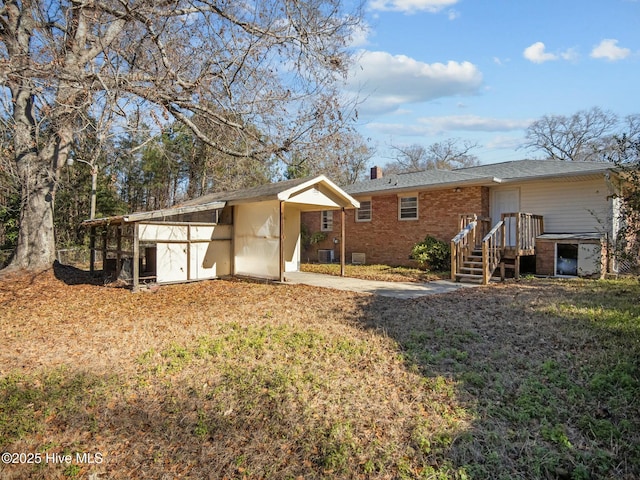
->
[522, 107, 619, 162]
[386, 144, 427, 174]
[424, 138, 480, 170]
[0, 111, 19, 252]
[386, 139, 479, 173]
[0, 0, 362, 271]
[307, 131, 374, 185]
[185, 106, 275, 196]
[604, 114, 640, 165]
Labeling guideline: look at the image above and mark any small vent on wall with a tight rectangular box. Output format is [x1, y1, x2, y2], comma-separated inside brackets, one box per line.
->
[352, 253, 366, 265]
[318, 249, 335, 264]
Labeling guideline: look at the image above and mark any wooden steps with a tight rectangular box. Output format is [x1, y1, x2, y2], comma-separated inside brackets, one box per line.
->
[451, 212, 544, 285]
[455, 248, 506, 284]
[455, 255, 521, 284]
[456, 250, 484, 283]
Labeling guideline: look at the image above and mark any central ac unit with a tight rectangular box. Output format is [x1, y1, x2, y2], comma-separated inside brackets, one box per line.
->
[318, 249, 335, 264]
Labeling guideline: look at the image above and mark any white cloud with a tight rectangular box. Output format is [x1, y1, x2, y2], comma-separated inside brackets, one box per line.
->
[485, 135, 526, 150]
[417, 115, 532, 133]
[447, 9, 460, 20]
[590, 39, 631, 61]
[493, 56, 513, 66]
[523, 42, 578, 64]
[367, 115, 532, 136]
[523, 42, 558, 63]
[369, 0, 458, 14]
[347, 51, 483, 114]
[367, 122, 434, 136]
[349, 21, 372, 48]
[560, 48, 579, 62]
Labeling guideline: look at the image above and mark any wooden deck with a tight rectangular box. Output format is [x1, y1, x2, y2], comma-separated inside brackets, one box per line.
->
[451, 213, 544, 284]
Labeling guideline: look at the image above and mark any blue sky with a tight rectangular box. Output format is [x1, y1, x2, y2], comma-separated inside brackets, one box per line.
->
[345, 0, 640, 166]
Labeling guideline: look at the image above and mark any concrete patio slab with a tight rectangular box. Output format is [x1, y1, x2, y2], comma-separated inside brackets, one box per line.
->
[283, 271, 481, 299]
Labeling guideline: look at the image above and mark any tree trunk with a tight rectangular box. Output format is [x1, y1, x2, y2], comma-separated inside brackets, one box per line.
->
[8, 93, 70, 271]
[8, 81, 69, 271]
[10, 180, 57, 271]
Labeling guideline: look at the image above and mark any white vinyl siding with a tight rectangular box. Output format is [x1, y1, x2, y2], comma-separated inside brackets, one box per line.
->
[399, 196, 418, 220]
[493, 177, 615, 235]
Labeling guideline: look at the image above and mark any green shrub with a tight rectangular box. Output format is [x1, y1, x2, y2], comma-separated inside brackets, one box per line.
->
[300, 223, 327, 250]
[410, 236, 450, 271]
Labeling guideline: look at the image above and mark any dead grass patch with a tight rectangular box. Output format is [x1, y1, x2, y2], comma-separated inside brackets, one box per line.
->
[300, 263, 447, 283]
[0, 270, 638, 479]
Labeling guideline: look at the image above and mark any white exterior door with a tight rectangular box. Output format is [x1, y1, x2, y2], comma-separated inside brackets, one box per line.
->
[157, 243, 188, 283]
[492, 189, 520, 247]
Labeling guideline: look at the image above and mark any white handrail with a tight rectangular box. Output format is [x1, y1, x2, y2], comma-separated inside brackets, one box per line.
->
[482, 220, 504, 243]
[452, 221, 477, 244]
[451, 220, 478, 280]
[481, 220, 505, 285]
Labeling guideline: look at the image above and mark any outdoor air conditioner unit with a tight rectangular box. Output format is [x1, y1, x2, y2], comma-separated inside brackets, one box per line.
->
[352, 253, 366, 265]
[318, 249, 334, 264]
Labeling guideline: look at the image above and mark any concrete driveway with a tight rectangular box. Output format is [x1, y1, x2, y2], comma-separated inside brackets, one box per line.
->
[283, 271, 481, 299]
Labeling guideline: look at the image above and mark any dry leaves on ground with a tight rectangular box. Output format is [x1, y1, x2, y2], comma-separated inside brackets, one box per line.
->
[1, 267, 638, 479]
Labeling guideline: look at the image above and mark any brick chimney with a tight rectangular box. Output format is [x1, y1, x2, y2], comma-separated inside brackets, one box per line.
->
[370, 166, 383, 180]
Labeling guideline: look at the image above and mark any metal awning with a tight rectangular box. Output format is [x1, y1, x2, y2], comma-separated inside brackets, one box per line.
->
[81, 201, 227, 228]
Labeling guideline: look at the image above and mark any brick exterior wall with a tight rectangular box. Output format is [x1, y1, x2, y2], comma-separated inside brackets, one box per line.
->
[301, 186, 490, 266]
[535, 240, 555, 276]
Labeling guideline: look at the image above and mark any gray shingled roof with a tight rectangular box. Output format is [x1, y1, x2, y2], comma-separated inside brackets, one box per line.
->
[344, 169, 495, 195]
[345, 159, 615, 195]
[455, 159, 613, 180]
[82, 175, 359, 227]
[178, 174, 358, 208]
[178, 176, 314, 206]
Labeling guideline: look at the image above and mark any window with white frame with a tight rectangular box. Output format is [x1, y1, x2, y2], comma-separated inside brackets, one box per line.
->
[399, 196, 418, 220]
[356, 200, 372, 222]
[321, 210, 333, 231]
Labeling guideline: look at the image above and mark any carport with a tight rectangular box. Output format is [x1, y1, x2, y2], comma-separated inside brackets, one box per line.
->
[82, 176, 359, 290]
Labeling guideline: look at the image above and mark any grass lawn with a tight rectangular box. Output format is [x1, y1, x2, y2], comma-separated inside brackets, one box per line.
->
[0, 267, 638, 479]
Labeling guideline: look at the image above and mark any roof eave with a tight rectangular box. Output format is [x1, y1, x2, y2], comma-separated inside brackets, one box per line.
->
[80, 201, 227, 228]
[124, 201, 227, 222]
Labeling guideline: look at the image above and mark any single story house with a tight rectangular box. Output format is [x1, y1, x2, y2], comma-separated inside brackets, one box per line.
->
[82, 175, 359, 290]
[301, 160, 627, 283]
